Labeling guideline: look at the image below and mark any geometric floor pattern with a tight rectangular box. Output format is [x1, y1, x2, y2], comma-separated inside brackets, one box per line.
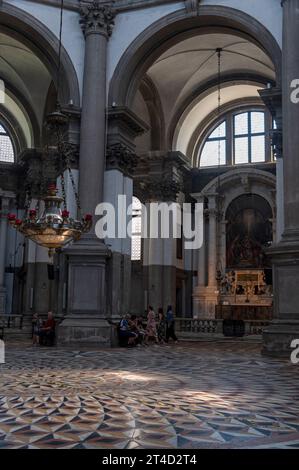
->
[0, 342, 299, 449]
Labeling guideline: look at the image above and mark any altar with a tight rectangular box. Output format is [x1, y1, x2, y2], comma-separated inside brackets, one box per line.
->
[216, 269, 273, 320]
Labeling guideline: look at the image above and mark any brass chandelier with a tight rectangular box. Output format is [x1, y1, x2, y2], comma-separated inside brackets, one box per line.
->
[8, 0, 92, 257]
[8, 186, 92, 258]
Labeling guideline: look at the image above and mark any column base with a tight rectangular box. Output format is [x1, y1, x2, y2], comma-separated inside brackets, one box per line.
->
[193, 286, 219, 319]
[262, 320, 299, 357]
[0, 286, 6, 314]
[262, 239, 299, 356]
[57, 315, 113, 347]
[65, 237, 110, 316]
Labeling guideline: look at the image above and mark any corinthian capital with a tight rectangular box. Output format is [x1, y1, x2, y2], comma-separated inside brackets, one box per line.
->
[80, 1, 115, 38]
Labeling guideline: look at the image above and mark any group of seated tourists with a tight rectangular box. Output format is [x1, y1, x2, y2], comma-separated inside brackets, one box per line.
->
[118, 305, 178, 347]
[32, 311, 56, 346]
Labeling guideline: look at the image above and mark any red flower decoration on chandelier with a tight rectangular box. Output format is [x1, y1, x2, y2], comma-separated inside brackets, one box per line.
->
[62, 210, 70, 219]
[7, 213, 16, 222]
[8, 186, 93, 257]
[29, 209, 37, 219]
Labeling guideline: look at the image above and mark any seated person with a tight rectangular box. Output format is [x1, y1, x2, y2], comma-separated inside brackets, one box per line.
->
[129, 315, 145, 345]
[39, 311, 56, 346]
[119, 314, 137, 346]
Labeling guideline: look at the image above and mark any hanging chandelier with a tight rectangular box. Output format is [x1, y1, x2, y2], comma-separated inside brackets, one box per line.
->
[7, 0, 92, 257]
[8, 185, 92, 258]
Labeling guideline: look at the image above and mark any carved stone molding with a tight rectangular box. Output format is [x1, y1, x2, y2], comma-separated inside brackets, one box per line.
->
[138, 176, 182, 203]
[79, 1, 115, 38]
[185, 0, 200, 15]
[134, 151, 191, 203]
[106, 143, 138, 177]
[259, 87, 283, 159]
[270, 129, 283, 160]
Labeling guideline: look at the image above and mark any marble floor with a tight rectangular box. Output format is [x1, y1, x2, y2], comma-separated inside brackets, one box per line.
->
[0, 341, 298, 449]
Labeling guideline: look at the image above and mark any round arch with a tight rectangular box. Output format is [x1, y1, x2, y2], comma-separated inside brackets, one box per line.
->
[191, 98, 268, 168]
[0, 2, 80, 107]
[109, 6, 282, 109]
[170, 73, 274, 157]
[200, 167, 276, 216]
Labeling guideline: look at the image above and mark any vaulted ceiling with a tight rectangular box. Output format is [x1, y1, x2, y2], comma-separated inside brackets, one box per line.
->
[133, 30, 276, 160]
[0, 32, 52, 146]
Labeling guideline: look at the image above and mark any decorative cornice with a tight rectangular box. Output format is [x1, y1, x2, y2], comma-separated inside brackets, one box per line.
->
[79, 1, 115, 38]
[270, 129, 283, 160]
[106, 143, 138, 177]
[185, 0, 200, 15]
[259, 87, 282, 119]
[108, 106, 149, 138]
[258, 87, 283, 159]
[137, 176, 182, 203]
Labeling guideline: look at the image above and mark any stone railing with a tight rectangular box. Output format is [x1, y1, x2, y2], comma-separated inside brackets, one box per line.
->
[244, 320, 270, 336]
[0, 315, 24, 339]
[0, 314, 23, 330]
[175, 318, 270, 338]
[176, 318, 223, 335]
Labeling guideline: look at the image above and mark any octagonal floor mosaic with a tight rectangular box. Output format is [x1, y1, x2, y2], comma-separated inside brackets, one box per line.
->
[0, 342, 298, 449]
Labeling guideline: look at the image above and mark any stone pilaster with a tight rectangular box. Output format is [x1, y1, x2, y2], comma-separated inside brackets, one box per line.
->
[134, 152, 190, 315]
[207, 199, 218, 289]
[192, 194, 206, 317]
[263, 0, 299, 356]
[259, 87, 284, 241]
[192, 193, 220, 319]
[0, 197, 9, 313]
[104, 107, 148, 319]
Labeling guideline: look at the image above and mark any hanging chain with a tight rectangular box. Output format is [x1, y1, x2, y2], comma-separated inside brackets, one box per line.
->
[216, 48, 222, 170]
[216, 48, 223, 276]
[68, 167, 81, 216]
[60, 172, 67, 211]
[24, 186, 32, 216]
[56, 0, 64, 106]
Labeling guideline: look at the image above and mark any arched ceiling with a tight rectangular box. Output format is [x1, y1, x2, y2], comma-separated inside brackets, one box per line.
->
[138, 31, 276, 159]
[147, 32, 275, 125]
[0, 32, 52, 146]
[175, 83, 262, 156]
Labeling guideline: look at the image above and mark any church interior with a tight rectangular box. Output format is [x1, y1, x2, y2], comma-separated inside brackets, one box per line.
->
[0, 0, 299, 451]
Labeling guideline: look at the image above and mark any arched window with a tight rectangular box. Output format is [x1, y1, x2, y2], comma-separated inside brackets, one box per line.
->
[234, 111, 265, 164]
[199, 109, 271, 168]
[0, 123, 15, 163]
[200, 121, 226, 167]
[131, 196, 142, 261]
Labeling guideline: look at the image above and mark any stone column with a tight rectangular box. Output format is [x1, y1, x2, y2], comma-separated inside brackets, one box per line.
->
[192, 195, 206, 318]
[192, 193, 219, 318]
[58, 3, 114, 346]
[207, 197, 218, 289]
[0, 197, 9, 313]
[79, 2, 115, 215]
[197, 235, 205, 286]
[281, 0, 299, 236]
[263, 0, 299, 356]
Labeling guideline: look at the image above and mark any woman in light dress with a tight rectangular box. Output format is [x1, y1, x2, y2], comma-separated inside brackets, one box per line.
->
[144, 306, 158, 345]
